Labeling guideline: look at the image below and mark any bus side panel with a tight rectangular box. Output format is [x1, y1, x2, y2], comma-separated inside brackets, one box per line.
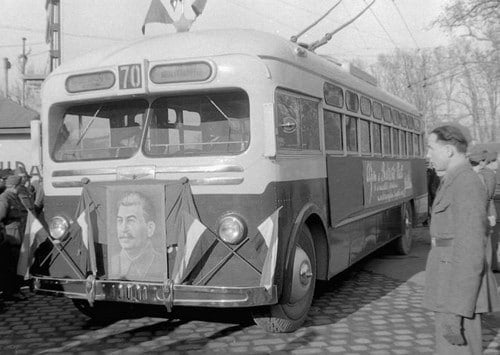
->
[273, 178, 328, 291]
[344, 205, 401, 267]
[326, 155, 363, 274]
[326, 155, 364, 225]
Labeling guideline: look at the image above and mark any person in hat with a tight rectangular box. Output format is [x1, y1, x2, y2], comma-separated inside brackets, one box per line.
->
[0, 174, 29, 301]
[424, 125, 500, 354]
[14, 167, 36, 215]
[470, 150, 499, 271]
[0, 169, 14, 195]
[486, 151, 499, 173]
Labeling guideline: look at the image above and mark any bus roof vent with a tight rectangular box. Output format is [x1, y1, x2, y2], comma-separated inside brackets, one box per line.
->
[340, 62, 378, 86]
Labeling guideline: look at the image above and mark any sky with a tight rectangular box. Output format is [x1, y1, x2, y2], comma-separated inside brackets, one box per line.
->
[0, 0, 452, 99]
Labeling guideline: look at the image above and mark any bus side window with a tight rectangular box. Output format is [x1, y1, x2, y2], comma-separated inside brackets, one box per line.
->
[359, 119, 370, 154]
[276, 91, 320, 152]
[392, 128, 400, 156]
[323, 110, 343, 151]
[413, 134, 419, 156]
[400, 130, 407, 156]
[407, 132, 413, 156]
[345, 116, 357, 153]
[372, 123, 382, 154]
[382, 125, 391, 155]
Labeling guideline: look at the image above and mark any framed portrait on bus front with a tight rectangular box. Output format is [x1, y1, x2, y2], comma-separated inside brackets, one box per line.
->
[106, 185, 167, 281]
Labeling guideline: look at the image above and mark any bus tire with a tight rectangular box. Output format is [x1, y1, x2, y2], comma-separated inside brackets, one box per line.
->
[252, 224, 316, 333]
[393, 203, 413, 255]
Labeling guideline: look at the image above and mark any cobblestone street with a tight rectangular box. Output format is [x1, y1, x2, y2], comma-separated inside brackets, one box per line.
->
[2, 227, 500, 354]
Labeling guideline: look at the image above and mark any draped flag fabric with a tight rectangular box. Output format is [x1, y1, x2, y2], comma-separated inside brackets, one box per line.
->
[191, 0, 208, 16]
[142, 0, 174, 34]
[17, 212, 46, 279]
[142, 0, 208, 34]
[257, 207, 282, 290]
[172, 211, 207, 283]
[75, 189, 98, 276]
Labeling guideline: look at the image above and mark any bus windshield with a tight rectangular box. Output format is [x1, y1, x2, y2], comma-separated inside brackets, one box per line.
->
[144, 90, 250, 157]
[51, 100, 148, 161]
[51, 90, 250, 161]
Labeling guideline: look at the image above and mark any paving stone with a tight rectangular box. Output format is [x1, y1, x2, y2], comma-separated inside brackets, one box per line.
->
[325, 346, 347, 353]
[1, 267, 499, 354]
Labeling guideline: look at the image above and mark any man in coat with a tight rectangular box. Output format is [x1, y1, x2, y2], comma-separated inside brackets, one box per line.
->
[0, 175, 29, 301]
[424, 125, 500, 354]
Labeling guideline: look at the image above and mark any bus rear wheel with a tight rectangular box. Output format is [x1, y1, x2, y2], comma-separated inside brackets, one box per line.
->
[392, 203, 413, 255]
[252, 224, 316, 333]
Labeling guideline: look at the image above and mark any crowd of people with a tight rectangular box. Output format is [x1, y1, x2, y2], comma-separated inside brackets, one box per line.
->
[0, 167, 43, 312]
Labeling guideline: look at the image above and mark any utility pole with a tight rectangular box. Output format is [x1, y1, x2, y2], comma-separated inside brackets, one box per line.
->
[20, 37, 28, 106]
[46, 0, 61, 72]
[3, 57, 11, 99]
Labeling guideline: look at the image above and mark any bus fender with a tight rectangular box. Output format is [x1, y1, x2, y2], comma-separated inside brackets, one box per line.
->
[279, 203, 328, 296]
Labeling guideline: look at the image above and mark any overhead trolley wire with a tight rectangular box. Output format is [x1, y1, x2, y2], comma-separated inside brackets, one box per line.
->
[341, 1, 370, 52]
[228, 0, 301, 33]
[0, 41, 46, 49]
[390, 0, 421, 50]
[362, 0, 399, 48]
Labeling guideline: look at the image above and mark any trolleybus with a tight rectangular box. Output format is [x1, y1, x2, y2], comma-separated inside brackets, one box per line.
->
[26, 29, 427, 332]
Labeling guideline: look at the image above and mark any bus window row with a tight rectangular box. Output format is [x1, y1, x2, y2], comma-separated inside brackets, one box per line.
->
[275, 89, 422, 158]
[324, 111, 422, 157]
[324, 82, 422, 133]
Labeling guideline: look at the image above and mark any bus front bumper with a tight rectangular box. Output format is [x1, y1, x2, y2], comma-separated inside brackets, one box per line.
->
[33, 276, 277, 308]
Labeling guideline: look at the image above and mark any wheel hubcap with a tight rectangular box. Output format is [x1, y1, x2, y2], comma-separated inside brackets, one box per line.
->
[290, 246, 312, 303]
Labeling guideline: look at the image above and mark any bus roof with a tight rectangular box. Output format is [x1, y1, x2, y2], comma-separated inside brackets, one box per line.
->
[49, 29, 418, 114]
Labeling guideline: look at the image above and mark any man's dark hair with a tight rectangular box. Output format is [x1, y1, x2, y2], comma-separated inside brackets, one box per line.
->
[431, 125, 468, 153]
[118, 191, 155, 222]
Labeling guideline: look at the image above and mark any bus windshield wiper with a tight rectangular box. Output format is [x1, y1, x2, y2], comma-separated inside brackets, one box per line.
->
[206, 96, 230, 120]
[75, 105, 103, 147]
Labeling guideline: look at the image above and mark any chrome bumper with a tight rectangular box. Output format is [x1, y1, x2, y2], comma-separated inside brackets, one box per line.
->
[33, 276, 277, 308]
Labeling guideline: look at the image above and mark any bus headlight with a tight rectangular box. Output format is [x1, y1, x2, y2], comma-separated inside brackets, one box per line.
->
[217, 214, 246, 244]
[49, 216, 69, 240]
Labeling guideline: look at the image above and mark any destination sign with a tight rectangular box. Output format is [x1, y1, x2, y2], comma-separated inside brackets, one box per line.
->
[66, 71, 115, 93]
[118, 64, 142, 90]
[150, 62, 212, 84]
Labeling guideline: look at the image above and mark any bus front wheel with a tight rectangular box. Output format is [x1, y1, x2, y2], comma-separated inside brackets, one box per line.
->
[252, 224, 316, 333]
[392, 203, 413, 255]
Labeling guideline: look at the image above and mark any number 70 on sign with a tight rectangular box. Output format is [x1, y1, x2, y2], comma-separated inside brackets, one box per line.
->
[119, 64, 142, 90]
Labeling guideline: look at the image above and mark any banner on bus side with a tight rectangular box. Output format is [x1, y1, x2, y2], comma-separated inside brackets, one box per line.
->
[363, 160, 413, 207]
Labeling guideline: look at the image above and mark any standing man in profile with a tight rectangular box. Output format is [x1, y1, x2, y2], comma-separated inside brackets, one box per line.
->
[424, 125, 500, 354]
[110, 191, 166, 281]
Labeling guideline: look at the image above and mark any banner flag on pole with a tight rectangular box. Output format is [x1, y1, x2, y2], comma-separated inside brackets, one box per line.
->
[191, 0, 207, 17]
[172, 211, 207, 283]
[257, 206, 282, 290]
[142, 0, 174, 34]
[75, 189, 98, 276]
[17, 211, 46, 279]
